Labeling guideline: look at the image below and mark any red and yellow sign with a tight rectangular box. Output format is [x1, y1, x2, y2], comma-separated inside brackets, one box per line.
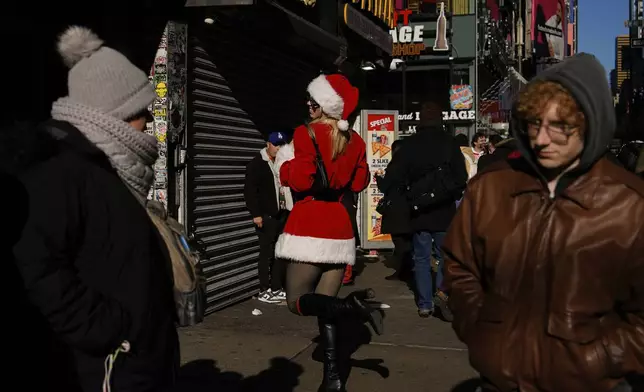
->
[365, 113, 395, 242]
[389, 9, 426, 57]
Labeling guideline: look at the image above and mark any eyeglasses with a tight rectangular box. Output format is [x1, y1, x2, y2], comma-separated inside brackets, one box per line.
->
[307, 95, 320, 110]
[522, 118, 579, 144]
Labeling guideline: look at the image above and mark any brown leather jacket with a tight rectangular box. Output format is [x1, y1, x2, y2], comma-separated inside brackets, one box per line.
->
[444, 157, 644, 392]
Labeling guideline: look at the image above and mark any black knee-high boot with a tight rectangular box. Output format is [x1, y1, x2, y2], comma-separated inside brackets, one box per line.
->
[296, 289, 384, 335]
[317, 319, 344, 392]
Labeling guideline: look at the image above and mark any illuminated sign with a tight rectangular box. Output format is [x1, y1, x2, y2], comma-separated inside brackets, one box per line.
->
[433, 2, 449, 51]
[344, 4, 394, 54]
[449, 85, 474, 110]
[442, 110, 476, 121]
[398, 112, 420, 121]
[350, 0, 396, 28]
[389, 8, 426, 57]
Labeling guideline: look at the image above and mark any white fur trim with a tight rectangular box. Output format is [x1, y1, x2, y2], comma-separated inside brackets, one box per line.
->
[337, 119, 349, 131]
[275, 142, 294, 175]
[283, 187, 294, 211]
[276, 233, 356, 265]
[308, 75, 343, 120]
[274, 143, 295, 210]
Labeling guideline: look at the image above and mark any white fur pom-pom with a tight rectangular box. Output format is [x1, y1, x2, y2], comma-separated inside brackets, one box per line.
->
[57, 26, 104, 68]
[338, 119, 350, 131]
[275, 142, 295, 172]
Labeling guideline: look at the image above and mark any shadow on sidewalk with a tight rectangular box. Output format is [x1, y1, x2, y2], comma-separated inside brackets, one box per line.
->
[176, 357, 304, 392]
[312, 318, 390, 386]
[451, 377, 481, 391]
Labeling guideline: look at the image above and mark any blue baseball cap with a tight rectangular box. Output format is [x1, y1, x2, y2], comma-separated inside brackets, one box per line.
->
[268, 131, 288, 146]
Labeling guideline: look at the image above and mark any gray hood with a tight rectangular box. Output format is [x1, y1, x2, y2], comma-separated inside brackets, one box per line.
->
[512, 53, 616, 178]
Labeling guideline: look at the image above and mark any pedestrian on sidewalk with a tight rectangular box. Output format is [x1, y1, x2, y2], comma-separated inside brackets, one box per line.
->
[379, 101, 467, 319]
[477, 135, 519, 172]
[444, 53, 644, 392]
[275, 74, 384, 392]
[244, 131, 292, 304]
[376, 139, 413, 282]
[460, 132, 487, 179]
[8, 26, 179, 391]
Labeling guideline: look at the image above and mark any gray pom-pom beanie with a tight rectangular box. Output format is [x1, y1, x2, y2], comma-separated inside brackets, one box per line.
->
[57, 26, 156, 121]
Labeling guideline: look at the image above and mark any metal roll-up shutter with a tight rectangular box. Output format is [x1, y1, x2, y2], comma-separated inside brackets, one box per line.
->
[187, 37, 266, 314]
[185, 8, 340, 312]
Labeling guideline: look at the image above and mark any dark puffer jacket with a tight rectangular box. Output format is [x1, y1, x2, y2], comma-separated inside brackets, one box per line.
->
[1, 120, 178, 391]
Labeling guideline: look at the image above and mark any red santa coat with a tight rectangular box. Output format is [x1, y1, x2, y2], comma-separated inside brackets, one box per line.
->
[275, 122, 369, 265]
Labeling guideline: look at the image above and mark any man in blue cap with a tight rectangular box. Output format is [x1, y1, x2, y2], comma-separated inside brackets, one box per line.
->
[244, 131, 292, 303]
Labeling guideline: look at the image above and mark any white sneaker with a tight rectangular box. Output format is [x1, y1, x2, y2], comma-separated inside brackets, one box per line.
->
[272, 289, 286, 301]
[258, 290, 281, 304]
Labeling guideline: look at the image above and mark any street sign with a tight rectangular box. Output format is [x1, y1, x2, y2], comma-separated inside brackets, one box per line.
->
[633, 38, 644, 47]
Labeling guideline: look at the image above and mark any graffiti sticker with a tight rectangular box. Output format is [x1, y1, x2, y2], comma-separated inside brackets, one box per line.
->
[155, 189, 167, 203]
[154, 63, 167, 76]
[155, 157, 167, 170]
[155, 171, 167, 185]
[153, 106, 167, 119]
[156, 121, 167, 133]
[155, 82, 167, 98]
[155, 53, 167, 65]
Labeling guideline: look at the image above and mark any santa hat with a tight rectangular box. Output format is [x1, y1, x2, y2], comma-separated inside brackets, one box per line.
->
[307, 74, 359, 131]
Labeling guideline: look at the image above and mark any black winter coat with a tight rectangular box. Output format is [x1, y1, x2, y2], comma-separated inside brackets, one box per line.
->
[379, 126, 468, 233]
[244, 150, 280, 219]
[376, 138, 412, 235]
[4, 120, 178, 391]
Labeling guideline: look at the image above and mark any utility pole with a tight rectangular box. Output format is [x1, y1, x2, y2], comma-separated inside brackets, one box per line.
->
[517, 13, 524, 74]
[574, 1, 579, 54]
[475, 0, 481, 134]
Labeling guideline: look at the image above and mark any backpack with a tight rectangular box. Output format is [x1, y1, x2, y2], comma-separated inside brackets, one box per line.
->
[145, 200, 206, 327]
[406, 163, 464, 211]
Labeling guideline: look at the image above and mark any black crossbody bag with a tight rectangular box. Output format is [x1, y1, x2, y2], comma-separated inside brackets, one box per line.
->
[307, 125, 330, 195]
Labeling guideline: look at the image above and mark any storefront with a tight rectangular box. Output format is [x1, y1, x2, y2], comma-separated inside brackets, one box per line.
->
[150, 1, 392, 313]
[363, 2, 478, 140]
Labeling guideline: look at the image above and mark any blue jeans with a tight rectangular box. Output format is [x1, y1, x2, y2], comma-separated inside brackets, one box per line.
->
[412, 231, 446, 310]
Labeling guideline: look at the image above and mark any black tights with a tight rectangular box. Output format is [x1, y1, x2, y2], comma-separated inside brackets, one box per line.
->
[285, 262, 346, 315]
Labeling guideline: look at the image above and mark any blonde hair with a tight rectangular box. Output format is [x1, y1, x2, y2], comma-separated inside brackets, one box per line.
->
[311, 114, 351, 160]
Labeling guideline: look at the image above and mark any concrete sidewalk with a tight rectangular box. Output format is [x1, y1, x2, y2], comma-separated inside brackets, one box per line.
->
[178, 255, 478, 391]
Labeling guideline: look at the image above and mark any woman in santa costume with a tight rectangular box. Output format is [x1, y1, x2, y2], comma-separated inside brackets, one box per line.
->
[274, 74, 384, 392]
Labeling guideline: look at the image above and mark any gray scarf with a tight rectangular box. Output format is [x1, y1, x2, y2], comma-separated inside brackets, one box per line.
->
[51, 97, 158, 198]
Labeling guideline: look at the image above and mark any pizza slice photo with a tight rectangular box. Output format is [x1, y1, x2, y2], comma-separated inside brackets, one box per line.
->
[379, 144, 391, 158]
[371, 141, 381, 155]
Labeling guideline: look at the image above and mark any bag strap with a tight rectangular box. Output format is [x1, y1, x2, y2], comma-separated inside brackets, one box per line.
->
[307, 125, 330, 185]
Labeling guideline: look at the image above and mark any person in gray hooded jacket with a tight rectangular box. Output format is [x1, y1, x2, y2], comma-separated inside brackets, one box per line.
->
[444, 53, 644, 392]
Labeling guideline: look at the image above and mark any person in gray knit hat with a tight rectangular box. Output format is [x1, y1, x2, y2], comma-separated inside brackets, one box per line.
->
[10, 26, 178, 392]
[52, 25, 159, 198]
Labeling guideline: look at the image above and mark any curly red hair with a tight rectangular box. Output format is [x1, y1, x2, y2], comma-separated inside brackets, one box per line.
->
[515, 81, 586, 136]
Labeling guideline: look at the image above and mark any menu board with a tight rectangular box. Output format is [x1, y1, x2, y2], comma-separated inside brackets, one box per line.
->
[360, 110, 398, 249]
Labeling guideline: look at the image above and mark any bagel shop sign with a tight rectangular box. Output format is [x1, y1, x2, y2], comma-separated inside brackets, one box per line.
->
[389, 9, 426, 57]
[442, 110, 476, 121]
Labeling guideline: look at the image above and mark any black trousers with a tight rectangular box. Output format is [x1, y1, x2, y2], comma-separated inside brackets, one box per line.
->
[257, 212, 288, 291]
